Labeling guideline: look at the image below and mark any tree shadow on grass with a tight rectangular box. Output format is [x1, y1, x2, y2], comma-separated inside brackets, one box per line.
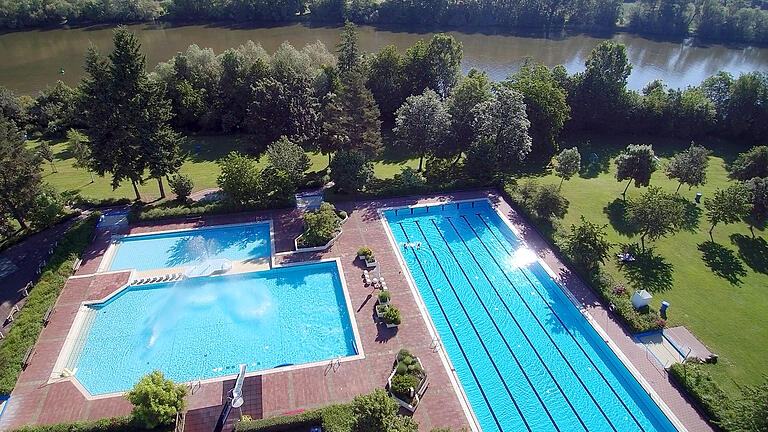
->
[620, 247, 675, 292]
[674, 196, 702, 232]
[698, 241, 747, 286]
[730, 234, 768, 275]
[603, 198, 639, 237]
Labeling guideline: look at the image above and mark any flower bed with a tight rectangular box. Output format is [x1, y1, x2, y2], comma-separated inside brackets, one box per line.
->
[386, 349, 427, 412]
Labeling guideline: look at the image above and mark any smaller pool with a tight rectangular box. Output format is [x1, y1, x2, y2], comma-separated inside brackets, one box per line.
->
[108, 222, 271, 271]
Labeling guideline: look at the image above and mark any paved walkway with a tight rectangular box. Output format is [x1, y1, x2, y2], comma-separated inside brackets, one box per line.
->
[1, 216, 81, 339]
[0, 191, 715, 432]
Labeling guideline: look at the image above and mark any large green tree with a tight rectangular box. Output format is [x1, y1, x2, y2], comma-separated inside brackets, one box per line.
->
[0, 115, 42, 230]
[728, 145, 768, 181]
[705, 183, 752, 240]
[338, 71, 382, 156]
[366, 45, 405, 120]
[506, 59, 570, 163]
[337, 20, 361, 75]
[446, 69, 492, 159]
[554, 147, 581, 189]
[81, 28, 182, 200]
[426, 33, 463, 99]
[627, 186, 684, 250]
[564, 216, 612, 273]
[394, 89, 452, 171]
[615, 144, 659, 196]
[665, 143, 710, 192]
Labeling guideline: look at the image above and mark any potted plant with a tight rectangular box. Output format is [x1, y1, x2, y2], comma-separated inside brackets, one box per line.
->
[387, 349, 427, 412]
[376, 303, 388, 318]
[378, 290, 391, 306]
[382, 305, 401, 328]
[357, 247, 377, 268]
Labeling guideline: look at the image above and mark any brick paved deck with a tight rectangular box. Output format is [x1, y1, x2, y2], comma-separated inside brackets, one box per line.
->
[0, 191, 714, 432]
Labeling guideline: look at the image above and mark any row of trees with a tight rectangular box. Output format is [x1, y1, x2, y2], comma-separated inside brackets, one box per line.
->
[2, 0, 766, 44]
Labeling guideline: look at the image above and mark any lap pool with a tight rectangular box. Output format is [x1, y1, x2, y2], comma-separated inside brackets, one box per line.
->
[106, 222, 271, 272]
[383, 201, 676, 432]
[71, 261, 357, 395]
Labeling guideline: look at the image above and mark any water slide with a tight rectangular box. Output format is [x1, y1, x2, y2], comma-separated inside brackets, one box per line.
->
[183, 258, 232, 278]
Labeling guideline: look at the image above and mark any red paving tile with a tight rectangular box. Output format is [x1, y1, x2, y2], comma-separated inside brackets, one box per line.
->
[0, 191, 715, 432]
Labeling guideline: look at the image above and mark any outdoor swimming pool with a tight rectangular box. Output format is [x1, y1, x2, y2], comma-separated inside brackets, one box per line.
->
[107, 222, 271, 271]
[73, 261, 357, 395]
[384, 201, 676, 432]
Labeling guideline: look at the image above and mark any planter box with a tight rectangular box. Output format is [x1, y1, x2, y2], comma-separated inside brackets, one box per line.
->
[375, 304, 387, 318]
[364, 258, 378, 268]
[386, 359, 427, 412]
[385, 322, 399, 329]
[294, 214, 347, 253]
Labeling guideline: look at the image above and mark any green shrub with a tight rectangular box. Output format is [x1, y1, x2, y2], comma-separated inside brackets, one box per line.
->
[390, 374, 418, 400]
[9, 416, 171, 432]
[28, 184, 66, 230]
[124, 371, 186, 429]
[350, 389, 399, 432]
[382, 305, 401, 325]
[357, 247, 373, 258]
[233, 410, 321, 432]
[299, 202, 343, 247]
[0, 213, 99, 395]
[377, 290, 390, 303]
[669, 362, 730, 425]
[330, 151, 373, 193]
[60, 191, 132, 209]
[168, 174, 194, 202]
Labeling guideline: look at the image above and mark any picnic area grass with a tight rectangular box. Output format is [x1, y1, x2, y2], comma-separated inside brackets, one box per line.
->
[31, 132, 767, 400]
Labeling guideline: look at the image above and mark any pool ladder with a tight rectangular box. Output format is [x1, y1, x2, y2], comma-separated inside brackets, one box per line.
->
[429, 338, 441, 353]
[325, 355, 342, 375]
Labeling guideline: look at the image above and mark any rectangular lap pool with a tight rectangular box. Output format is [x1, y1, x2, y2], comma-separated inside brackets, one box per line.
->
[72, 261, 357, 395]
[383, 201, 676, 432]
[107, 222, 271, 272]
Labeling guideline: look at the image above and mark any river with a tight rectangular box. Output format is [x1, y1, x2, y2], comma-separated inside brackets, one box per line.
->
[1, 23, 766, 95]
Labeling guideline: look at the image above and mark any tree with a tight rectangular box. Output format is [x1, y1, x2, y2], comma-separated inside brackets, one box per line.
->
[124, 370, 186, 430]
[531, 183, 569, 221]
[168, 173, 194, 202]
[27, 184, 64, 230]
[67, 128, 94, 183]
[615, 144, 659, 196]
[401, 40, 431, 98]
[394, 89, 452, 171]
[719, 377, 768, 432]
[744, 177, 768, 235]
[426, 33, 463, 99]
[265, 136, 311, 187]
[728, 146, 768, 181]
[387, 414, 419, 432]
[446, 69, 492, 159]
[725, 72, 768, 143]
[351, 388, 399, 432]
[0, 115, 41, 230]
[627, 186, 684, 250]
[29, 81, 78, 138]
[217, 152, 263, 205]
[317, 93, 349, 165]
[330, 151, 373, 193]
[366, 45, 405, 120]
[302, 202, 343, 247]
[337, 21, 360, 75]
[564, 216, 612, 273]
[506, 59, 570, 163]
[338, 72, 382, 156]
[80, 28, 182, 200]
[554, 147, 581, 189]
[705, 184, 752, 240]
[472, 85, 532, 175]
[38, 142, 57, 173]
[665, 144, 710, 192]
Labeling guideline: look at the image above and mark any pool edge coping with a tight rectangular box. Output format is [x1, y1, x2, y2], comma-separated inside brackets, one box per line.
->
[379, 197, 687, 432]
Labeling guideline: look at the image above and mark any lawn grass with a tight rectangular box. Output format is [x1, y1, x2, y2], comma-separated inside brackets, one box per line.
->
[32, 132, 767, 400]
[29, 135, 418, 202]
[520, 134, 768, 399]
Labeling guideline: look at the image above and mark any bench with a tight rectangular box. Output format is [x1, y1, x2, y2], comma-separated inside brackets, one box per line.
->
[22, 281, 33, 297]
[43, 306, 54, 326]
[5, 305, 20, 325]
[72, 258, 82, 272]
[21, 346, 34, 369]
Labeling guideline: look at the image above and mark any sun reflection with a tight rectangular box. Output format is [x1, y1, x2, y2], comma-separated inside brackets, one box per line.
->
[510, 247, 537, 268]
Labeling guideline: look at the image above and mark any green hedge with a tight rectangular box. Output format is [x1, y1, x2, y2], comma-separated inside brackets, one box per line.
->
[234, 403, 355, 432]
[9, 416, 173, 432]
[668, 363, 729, 425]
[0, 213, 100, 395]
[129, 198, 293, 222]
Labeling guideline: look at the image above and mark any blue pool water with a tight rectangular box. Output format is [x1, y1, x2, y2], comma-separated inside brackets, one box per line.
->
[384, 201, 676, 432]
[108, 222, 271, 271]
[75, 261, 356, 395]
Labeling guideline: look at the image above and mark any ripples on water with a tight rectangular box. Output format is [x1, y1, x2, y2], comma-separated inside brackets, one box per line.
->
[1, 23, 767, 94]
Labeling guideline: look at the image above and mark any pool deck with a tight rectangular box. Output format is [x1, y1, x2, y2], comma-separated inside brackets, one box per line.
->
[0, 190, 715, 432]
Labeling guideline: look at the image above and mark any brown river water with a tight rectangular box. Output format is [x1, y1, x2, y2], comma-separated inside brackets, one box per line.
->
[1, 23, 767, 94]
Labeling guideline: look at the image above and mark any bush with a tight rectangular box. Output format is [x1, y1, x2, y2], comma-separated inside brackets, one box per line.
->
[217, 152, 263, 205]
[397, 167, 426, 190]
[357, 246, 373, 259]
[60, 191, 132, 209]
[669, 363, 730, 425]
[28, 184, 66, 230]
[9, 416, 171, 432]
[300, 202, 343, 247]
[378, 290, 390, 303]
[168, 174, 193, 202]
[124, 371, 186, 430]
[233, 410, 321, 432]
[390, 374, 418, 400]
[513, 180, 569, 222]
[330, 151, 373, 193]
[0, 213, 99, 395]
[350, 389, 399, 432]
[382, 305, 401, 325]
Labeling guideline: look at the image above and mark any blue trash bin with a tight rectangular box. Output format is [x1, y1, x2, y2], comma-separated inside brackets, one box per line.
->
[660, 301, 670, 313]
[695, 193, 702, 203]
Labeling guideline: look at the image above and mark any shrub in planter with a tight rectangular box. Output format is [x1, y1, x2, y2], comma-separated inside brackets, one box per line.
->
[395, 350, 424, 377]
[378, 290, 391, 304]
[382, 305, 401, 326]
[357, 247, 374, 260]
[125, 370, 187, 429]
[390, 374, 419, 400]
[300, 202, 343, 247]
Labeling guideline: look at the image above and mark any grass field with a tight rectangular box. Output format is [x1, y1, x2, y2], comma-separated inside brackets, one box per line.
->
[31, 132, 767, 400]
